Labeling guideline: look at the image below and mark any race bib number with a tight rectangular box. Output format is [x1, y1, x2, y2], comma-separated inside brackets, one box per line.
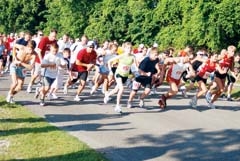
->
[22, 69, 28, 77]
[122, 65, 130, 72]
[71, 72, 78, 79]
[132, 81, 141, 90]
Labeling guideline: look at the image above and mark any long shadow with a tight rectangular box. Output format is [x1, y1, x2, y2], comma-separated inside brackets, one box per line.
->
[98, 128, 240, 161]
[1, 120, 133, 137]
[0, 125, 58, 137]
[59, 122, 134, 132]
[5, 128, 240, 161]
[5, 150, 107, 161]
[44, 113, 124, 123]
[0, 117, 44, 123]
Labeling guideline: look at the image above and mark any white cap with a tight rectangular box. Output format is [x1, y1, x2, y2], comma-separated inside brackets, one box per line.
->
[153, 42, 158, 47]
[87, 41, 95, 48]
[139, 44, 144, 48]
[196, 51, 204, 55]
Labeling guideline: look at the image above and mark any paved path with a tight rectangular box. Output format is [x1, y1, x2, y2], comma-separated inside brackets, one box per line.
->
[1, 74, 240, 161]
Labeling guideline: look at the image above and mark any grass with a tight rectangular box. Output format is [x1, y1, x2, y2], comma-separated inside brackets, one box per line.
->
[0, 98, 108, 161]
[231, 86, 240, 100]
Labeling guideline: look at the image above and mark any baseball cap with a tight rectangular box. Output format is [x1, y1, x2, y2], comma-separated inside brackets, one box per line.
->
[87, 41, 95, 48]
[139, 44, 144, 48]
[153, 42, 158, 47]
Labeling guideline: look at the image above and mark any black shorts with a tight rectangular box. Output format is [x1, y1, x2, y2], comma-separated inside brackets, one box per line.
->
[115, 73, 128, 84]
[181, 71, 196, 83]
[9, 55, 13, 62]
[227, 74, 236, 85]
[135, 75, 152, 89]
[71, 71, 88, 83]
[215, 71, 227, 80]
[195, 75, 207, 84]
[181, 71, 189, 82]
[111, 67, 117, 75]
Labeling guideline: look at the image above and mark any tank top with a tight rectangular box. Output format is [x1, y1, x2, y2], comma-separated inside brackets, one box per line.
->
[116, 54, 134, 77]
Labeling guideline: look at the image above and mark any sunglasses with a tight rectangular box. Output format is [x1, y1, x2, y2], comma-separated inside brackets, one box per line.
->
[39, 34, 43, 36]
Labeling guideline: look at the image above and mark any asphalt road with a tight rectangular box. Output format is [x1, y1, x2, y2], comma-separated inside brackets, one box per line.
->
[1, 74, 240, 161]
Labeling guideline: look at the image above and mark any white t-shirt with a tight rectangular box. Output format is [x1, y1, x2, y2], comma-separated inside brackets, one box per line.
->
[170, 63, 190, 80]
[70, 43, 86, 64]
[58, 40, 71, 53]
[42, 53, 62, 78]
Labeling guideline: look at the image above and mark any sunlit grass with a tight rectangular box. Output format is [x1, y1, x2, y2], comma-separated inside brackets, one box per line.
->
[0, 98, 108, 161]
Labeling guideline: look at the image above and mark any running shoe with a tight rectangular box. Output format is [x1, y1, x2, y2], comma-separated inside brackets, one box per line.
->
[114, 105, 122, 113]
[150, 87, 157, 95]
[139, 99, 145, 108]
[90, 86, 96, 95]
[189, 96, 197, 108]
[208, 102, 216, 109]
[127, 101, 132, 108]
[39, 99, 45, 106]
[35, 87, 40, 99]
[205, 91, 212, 103]
[181, 89, 188, 98]
[6, 95, 15, 104]
[74, 95, 81, 102]
[103, 93, 111, 104]
[26, 85, 32, 93]
[6, 94, 11, 103]
[48, 93, 58, 100]
[158, 95, 166, 109]
[227, 97, 233, 101]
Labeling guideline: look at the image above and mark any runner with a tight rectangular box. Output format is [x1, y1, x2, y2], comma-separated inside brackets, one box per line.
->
[127, 47, 161, 108]
[66, 41, 97, 101]
[35, 43, 66, 106]
[189, 53, 222, 108]
[6, 40, 37, 103]
[26, 29, 57, 93]
[205, 45, 236, 108]
[103, 42, 137, 113]
[158, 52, 195, 109]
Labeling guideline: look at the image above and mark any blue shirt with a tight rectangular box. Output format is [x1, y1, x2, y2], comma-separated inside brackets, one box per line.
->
[139, 57, 159, 76]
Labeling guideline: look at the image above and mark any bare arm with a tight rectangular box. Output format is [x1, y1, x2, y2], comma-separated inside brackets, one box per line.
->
[36, 48, 43, 63]
[20, 55, 36, 70]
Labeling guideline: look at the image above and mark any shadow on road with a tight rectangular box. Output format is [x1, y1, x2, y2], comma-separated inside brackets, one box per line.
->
[99, 128, 240, 161]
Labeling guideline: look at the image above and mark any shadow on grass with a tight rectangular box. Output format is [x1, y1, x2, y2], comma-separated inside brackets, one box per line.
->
[99, 128, 240, 161]
[0, 117, 44, 123]
[0, 125, 59, 137]
[0, 113, 133, 136]
[6, 150, 108, 161]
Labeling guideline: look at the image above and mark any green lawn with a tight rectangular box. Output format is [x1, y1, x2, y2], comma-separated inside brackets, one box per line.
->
[0, 98, 108, 161]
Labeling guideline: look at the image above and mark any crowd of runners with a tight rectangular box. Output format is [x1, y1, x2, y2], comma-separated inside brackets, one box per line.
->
[0, 30, 239, 113]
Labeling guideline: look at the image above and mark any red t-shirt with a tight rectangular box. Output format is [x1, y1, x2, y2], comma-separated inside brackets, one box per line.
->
[72, 48, 97, 72]
[219, 54, 234, 69]
[198, 59, 216, 79]
[35, 36, 57, 63]
[4, 42, 10, 53]
[7, 37, 15, 51]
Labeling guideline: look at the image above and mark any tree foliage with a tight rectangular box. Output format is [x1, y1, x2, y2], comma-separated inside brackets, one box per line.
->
[0, 0, 239, 51]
